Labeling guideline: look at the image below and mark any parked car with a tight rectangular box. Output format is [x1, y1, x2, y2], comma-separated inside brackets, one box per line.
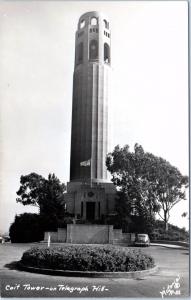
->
[0, 236, 4, 244]
[3, 235, 10, 242]
[134, 234, 150, 247]
[0, 235, 10, 243]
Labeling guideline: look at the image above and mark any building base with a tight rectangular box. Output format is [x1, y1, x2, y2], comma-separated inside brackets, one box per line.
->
[65, 181, 116, 222]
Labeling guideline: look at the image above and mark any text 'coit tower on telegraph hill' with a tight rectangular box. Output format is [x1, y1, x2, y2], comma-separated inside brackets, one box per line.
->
[66, 12, 115, 221]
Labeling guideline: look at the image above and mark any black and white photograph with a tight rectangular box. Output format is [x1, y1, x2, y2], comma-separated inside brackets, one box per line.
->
[0, 0, 189, 298]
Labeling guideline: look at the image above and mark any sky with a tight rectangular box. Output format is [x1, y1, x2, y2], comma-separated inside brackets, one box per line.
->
[0, 1, 189, 234]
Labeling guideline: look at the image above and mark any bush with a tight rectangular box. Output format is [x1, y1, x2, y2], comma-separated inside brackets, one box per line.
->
[153, 220, 189, 241]
[21, 245, 155, 272]
[9, 213, 68, 243]
[9, 213, 44, 243]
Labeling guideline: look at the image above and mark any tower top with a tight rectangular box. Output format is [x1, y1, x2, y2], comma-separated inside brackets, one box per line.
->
[75, 10, 111, 67]
[78, 11, 110, 30]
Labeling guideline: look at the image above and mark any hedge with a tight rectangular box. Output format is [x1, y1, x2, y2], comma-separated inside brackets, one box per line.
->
[21, 245, 155, 272]
[9, 213, 44, 243]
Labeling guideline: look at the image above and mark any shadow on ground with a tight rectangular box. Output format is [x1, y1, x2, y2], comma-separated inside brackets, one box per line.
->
[153, 247, 188, 252]
[4, 261, 21, 271]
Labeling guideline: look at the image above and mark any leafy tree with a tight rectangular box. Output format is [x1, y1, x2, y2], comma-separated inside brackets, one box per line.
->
[106, 144, 158, 233]
[16, 173, 66, 219]
[106, 144, 188, 232]
[151, 158, 188, 231]
[181, 212, 188, 218]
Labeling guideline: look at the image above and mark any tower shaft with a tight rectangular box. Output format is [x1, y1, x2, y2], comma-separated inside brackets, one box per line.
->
[70, 11, 111, 184]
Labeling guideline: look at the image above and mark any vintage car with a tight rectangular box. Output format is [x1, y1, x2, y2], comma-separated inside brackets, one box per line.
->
[134, 233, 150, 247]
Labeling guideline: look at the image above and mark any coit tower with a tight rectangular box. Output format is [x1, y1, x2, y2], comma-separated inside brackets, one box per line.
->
[66, 11, 115, 221]
[70, 11, 111, 184]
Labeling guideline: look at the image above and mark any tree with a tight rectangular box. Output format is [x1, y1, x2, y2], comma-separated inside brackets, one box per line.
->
[181, 212, 188, 218]
[106, 144, 188, 232]
[106, 144, 158, 233]
[154, 159, 188, 231]
[16, 173, 66, 219]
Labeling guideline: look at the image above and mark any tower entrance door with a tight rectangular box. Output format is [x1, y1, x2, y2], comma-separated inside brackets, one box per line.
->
[86, 202, 95, 221]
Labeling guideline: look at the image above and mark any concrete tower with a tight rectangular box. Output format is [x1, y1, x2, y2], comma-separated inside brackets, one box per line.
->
[70, 11, 111, 184]
[66, 12, 115, 222]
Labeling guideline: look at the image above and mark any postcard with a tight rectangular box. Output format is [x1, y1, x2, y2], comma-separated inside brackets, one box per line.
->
[0, 1, 189, 298]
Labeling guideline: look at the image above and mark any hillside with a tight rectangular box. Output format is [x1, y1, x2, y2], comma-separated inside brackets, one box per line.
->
[151, 220, 189, 241]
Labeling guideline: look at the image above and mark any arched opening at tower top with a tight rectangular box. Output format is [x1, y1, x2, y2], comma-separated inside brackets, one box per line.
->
[91, 17, 98, 26]
[80, 19, 85, 29]
[103, 19, 109, 29]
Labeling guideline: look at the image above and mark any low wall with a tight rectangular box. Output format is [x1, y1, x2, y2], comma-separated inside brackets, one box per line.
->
[58, 228, 67, 242]
[113, 229, 122, 240]
[44, 231, 58, 242]
[66, 224, 113, 244]
[44, 228, 138, 244]
[121, 233, 136, 242]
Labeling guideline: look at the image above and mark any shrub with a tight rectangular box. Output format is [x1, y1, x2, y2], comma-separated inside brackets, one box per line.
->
[9, 213, 67, 243]
[153, 220, 189, 241]
[9, 213, 44, 243]
[21, 245, 155, 272]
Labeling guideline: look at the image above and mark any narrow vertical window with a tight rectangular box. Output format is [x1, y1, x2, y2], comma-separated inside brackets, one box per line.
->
[104, 43, 110, 63]
[81, 202, 83, 217]
[89, 39, 98, 60]
[98, 202, 100, 219]
[78, 42, 83, 63]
